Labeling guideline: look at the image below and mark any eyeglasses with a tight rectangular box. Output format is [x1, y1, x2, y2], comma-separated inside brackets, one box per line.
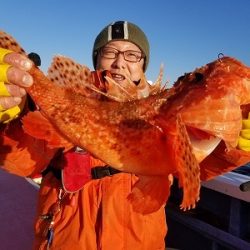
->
[100, 47, 144, 63]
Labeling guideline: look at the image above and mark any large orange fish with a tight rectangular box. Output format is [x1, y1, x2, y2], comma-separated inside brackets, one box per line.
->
[1, 30, 250, 214]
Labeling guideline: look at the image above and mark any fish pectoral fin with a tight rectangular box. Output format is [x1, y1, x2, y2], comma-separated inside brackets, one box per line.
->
[174, 115, 200, 210]
[127, 175, 171, 214]
[22, 111, 73, 150]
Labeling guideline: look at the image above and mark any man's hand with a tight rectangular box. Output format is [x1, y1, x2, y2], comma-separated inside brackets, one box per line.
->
[0, 48, 33, 122]
[238, 114, 250, 151]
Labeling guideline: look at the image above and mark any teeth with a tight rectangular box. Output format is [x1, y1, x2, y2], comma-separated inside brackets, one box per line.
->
[112, 74, 125, 81]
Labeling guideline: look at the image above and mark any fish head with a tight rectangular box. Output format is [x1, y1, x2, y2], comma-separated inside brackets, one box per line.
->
[160, 56, 250, 161]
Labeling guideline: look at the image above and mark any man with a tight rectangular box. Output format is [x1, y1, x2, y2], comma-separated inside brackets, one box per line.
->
[0, 21, 167, 249]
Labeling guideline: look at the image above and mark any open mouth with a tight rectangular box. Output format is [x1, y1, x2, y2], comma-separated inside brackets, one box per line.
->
[111, 73, 125, 82]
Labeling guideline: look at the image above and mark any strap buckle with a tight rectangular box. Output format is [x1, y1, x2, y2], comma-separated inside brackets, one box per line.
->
[91, 166, 120, 179]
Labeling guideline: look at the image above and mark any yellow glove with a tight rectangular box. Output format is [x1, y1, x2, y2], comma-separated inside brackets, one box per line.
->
[0, 48, 25, 123]
[238, 113, 250, 151]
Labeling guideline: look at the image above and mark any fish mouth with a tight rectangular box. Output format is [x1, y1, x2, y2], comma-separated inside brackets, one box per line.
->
[188, 132, 221, 162]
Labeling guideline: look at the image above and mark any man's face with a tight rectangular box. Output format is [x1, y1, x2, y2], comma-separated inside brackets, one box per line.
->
[96, 40, 145, 85]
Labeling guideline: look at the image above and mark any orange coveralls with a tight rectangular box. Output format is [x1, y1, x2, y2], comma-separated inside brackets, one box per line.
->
[34, 169, 167, 249]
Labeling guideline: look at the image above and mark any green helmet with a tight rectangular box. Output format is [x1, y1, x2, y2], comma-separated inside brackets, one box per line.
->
[92, 21, 150, 71]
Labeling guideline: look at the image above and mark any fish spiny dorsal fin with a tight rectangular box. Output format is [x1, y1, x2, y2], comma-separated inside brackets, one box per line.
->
[174, 114, 200, 210]
[149, 64, 165, 95]
[0, 30, 26, 54]
[47, 55, 94, 96]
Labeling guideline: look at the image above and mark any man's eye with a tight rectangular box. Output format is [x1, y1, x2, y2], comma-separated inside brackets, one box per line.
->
[127, 52, 135, 56]
[127, 51, 141, 57]
[105, 52, 114, 56]
[103, 49, 115, 54]
[127, 53, 139, 59]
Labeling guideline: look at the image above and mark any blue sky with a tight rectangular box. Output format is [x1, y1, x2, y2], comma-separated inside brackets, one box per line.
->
[1, 0, 250, 85]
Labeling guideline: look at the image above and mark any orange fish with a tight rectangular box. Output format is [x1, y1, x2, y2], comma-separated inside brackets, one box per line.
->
[1, 30, 250, 214]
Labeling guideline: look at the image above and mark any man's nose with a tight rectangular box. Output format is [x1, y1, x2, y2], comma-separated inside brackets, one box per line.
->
[112, 53, 126, 68]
